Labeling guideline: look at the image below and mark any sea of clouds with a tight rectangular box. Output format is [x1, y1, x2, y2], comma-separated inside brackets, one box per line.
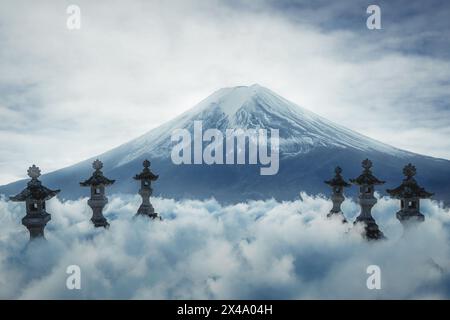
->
[0, 193, 450, 299]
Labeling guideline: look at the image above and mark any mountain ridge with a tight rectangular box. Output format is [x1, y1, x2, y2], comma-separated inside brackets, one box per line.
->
[1, 84, 449, 203]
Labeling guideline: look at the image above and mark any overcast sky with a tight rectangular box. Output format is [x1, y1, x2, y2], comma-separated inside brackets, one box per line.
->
[1, 0, 449, 184]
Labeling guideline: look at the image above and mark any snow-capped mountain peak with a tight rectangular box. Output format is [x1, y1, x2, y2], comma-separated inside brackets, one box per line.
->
[109, 84, 409, 167]
[198, 85, 262, 118]
[190, 83, 310, 121]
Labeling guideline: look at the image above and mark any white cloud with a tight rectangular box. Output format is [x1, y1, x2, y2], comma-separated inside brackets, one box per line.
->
[0, 193, 449, 299]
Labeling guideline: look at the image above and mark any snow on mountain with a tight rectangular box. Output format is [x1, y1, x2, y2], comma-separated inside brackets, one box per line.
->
[110, 84, 409, 168]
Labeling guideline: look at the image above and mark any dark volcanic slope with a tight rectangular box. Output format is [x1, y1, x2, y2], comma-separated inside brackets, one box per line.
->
[1, 85, 449, 203]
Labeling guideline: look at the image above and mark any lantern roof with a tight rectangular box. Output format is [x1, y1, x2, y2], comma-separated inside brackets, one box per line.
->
[80, 159, 115, 187]
[350, 159, 385, 186]
[387, 163, 433, 199]
[134, 159, 159, 181]
[324, 166, 351, 187]
[9, 165, 60, 201]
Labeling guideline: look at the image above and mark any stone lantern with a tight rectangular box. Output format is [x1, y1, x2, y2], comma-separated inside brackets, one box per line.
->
[10, 165, 60, 240]
[80, 159, 115, 228]
[350, 159, 385, 240]
[324, 166, 350, 222]
[134, 159, 160, 219]
[387, 163, 433, 227]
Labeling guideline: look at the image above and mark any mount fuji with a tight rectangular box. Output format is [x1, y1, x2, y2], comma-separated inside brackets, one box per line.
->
[1, 84, 450, 203]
